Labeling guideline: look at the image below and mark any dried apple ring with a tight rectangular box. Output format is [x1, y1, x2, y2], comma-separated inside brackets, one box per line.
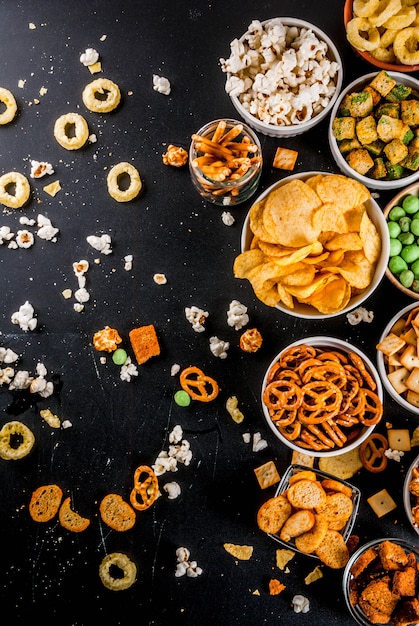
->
[346, 17, 381, 51]
[82, 78, 121, 113]
[99, 552, 137, 591]
[393, 26, 419, 65]
[129, 464, 159, 511]
[0, 87, 17, 125]
[353, 0, 380, 17]
[0, 171, 30, 209]
[368, 0, 402, 27]
[54, 112, 89, 150]
[107, 162, 142, 202]
[180, 365, 219, 402]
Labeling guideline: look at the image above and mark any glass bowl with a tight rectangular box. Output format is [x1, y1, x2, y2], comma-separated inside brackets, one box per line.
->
[403, 452, 419, 536]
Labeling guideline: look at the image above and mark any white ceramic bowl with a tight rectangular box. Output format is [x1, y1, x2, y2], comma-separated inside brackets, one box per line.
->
[403, 453, 419, 536]
[329, 72, 419, 190]
[377, 301, 419, 415]
[261, 336, 383, 458]
[383, 181, 419, 300]
[223, 17, 343, 138]
[342, 538, 419, 626]
[240, 171, 389, 319]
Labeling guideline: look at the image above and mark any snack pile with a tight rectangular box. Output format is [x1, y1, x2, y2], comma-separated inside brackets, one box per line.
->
[234, 173, 382, 314]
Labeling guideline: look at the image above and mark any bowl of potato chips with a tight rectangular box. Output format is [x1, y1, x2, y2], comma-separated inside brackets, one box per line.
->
[233, 171, 388, 318]
[261, 336, 383, 458]
[344, 0, 419, 73]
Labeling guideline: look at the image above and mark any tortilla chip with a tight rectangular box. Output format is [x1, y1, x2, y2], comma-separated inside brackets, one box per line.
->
[223, 543, 254, 560]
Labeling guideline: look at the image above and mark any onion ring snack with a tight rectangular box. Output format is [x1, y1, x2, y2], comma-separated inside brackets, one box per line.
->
[0, 87, 17, 125]
[0, 420, 35, 460]
[99, 552, 137, 591]
[0, 172, 30, 209]
[107, 162, 142, 202]
[82, 78, 121, 113]
[53, 112, 89, 150]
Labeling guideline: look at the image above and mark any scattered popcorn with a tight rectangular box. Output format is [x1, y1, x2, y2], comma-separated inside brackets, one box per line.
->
[153, 74, 171, 95]
[0, 367, 15, 385]
[120, 356, 138, 382]
[30, 160, 54, 178]
[163, 481, 181, 499]
[19, 216, 36, 226]
[0, 347, 19, 364]
[73, 259, 89, 280]
[18, 79, 26, 88]
[73, 303, 84, 313]
[175, 547, 202, 578]
[8, 370, 32, 390]
[11, 301, 37, 332]
[221, 211, 235, 226]
[80, 48, 99, 66]
[153, 425, 192, 476]
[153, 273, 167, 285]
[169, 425, 183, 444]
[28, 23, 36, 29]
[171, 363, 181, 376]
[37, 214, 59, 241]
[185, 306, 208, 332]
[0, 226, 14, 244]
[346, 306, 374, 325]
[124, 254, 133, 271]
[62, 420, 73, 429]
[226, 395, 244, 423]
[384, 448, 404, 462]
[16, 230, 34, 249]
[7, 240, 18, 250]
[252, 432, 268, 452]
[74, 287, 90, 304]
[220, 19, 339, 127]
[227, 300, 249, 330]
[86, 234, 112, 255]
[292, 595, 310, 614]
[89, 133, 97, 143]
[209, 336, 230, 359]
[39, 87, 48, 96]
[242, 433, 251, 444]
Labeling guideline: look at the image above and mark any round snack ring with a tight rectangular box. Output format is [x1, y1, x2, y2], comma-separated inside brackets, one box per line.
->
[359, 433, 388, 472]
[0, 87, 17, 125]
[0, 420, 35, 460]
[82, 78, 121, 113]
[54, 112, 89, 150]
[346, 17, 381, 51]
[179, 366, 219, 402]
[393, 27, 419, 65]
[0, 172, 30, 209]
[129, 464, 159, 511]
[106, 162, 142, 202]
[99, 552, 137, 591]
[353, 0, 381, 17]
[263, 380, 302, 411]
[368, 0, 403, 28]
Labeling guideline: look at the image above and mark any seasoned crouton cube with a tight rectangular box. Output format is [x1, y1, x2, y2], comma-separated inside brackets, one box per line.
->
[402, 148, 419, 171]
[402, 99, 419, 126]
[376, 102, 400, 119]
[346, 148, 374, 175]
[365, 139, 384, 156]
[386, 162, 406, 179]
[356, 115, 378, 145]
[369, 70, 397, 97]
[339, 137, 362, 154]
[347, 91, 374, 117]
[386, 83, 412, 103]
[364, 85, 381, 107]
[378, 540, 409, 570]
[332, 117, 356, 141]
[384, 138, 408, 164]
[377, 115, 407, 142]
[371, 157, 387, 179]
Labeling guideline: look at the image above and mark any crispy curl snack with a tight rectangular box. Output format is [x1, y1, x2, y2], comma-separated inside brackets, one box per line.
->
[0, 172, 30, 209]
[0, 420, 35, 460]
[99, 552, 137, 591]
[129, 465, 159, 511]
[107, 162, 142, 202]
[346, 17, 381, 51]
[180, 366, 219, 402]
[82, 78, 121, 113]
[0, 87, 17, 125]
[54, 112, 89, 150]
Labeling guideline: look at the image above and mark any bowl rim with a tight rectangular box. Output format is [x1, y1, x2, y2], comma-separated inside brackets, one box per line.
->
[343, 0, 419, 73]
[227, 16, 343, 135]
[267, 463, 361, 556]
[376, 301, 419, 414]
[383, 181, 419, 300]
[240, 170, 390, 319]
[403, 452, 419, 536]
[342, 537, 419, 626]
[328, 72, 419, 190]
[261, 336, 383, 457]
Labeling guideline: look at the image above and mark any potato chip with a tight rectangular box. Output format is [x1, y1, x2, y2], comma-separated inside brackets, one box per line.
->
[359, 211, 381, 263]
[270, 241, 323, 266]
[313, 203, 350, 234]
[233, 249, 266, 279]
[284, 272, 338, 299]
[277, 283, 295, 309]
[223, 543, 254, 560]
[312, 173, 370, 208]
[328, 250, 374, 289]
[280, 265, 316, 286]
[324, 232, 363, 251]
[249, 200, 277, 243]
[304, 276, 351, 314]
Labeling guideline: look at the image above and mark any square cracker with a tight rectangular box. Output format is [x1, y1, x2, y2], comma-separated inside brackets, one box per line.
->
[129, 324, 160, 365]
[254, 460, 280, 489]
[367, 489, 397, 518]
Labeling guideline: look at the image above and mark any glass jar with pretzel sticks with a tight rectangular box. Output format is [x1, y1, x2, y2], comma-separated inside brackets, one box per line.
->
[189, 118, 263, 206]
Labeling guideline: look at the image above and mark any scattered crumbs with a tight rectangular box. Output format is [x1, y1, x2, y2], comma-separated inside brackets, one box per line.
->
[100, 34, 107, 41]
[89, 61, 102, 74]
[62, 289, 72, 299]
[304, 565, 323, 585]
[18, 79, 26, 89]
[28, 22, 36, 29]
[39, 86, 48, 96]
[61, 420, 72, 429]
[153, 273, 167, 285]
[171, 363, 180, 376]
[252, 589, 260, 596]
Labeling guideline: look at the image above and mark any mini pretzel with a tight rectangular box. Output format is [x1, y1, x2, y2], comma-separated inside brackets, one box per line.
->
[300, 381, 343, 415]
[358, 388, 383, 426]
[263, 380, 302, 411]
[129, 465, 159, 511]
[179, 366, 219, 402]
[348, 352, 376, 391]
[359, 433, 388, 473]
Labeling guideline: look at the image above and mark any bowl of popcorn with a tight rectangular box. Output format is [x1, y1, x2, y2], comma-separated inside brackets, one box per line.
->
[220, 17, 343, 138]
[376, 301, 419, 415]
[328, 70, 419, 190]
[256, 464, 361, 568]
[403, 452, 419, 536]
[342, 538, 419, 626]
[261, 336, 384, 458]
[234, 171, 389, 319]
[383, 181, 419, 299]
[344, 0, 419, 73]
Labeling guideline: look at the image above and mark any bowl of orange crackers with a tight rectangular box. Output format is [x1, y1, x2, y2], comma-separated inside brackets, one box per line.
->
[262, 336, 384, 458]
[234, 171, 389, 319]
[376, 301, 419, 415]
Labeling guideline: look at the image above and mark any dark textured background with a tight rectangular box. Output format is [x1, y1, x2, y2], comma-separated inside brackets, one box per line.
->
[0, 1, 417, 624]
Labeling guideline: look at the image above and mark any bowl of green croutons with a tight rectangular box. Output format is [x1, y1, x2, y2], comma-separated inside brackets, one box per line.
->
[328, 70, 419, 190]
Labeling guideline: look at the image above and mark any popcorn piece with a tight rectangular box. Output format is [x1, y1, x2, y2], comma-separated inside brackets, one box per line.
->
[19, 216, 36, 226]
[346, 306, 374, 325]
[153, 425, 192, 476]
[120, 356, 138, 382]
[209, 336, 229, 359]
[175, 547, 202, 578]
[171, 363, 181, 376]
[163, 481, 181, 499]
[9, 370, 33, 390]
[292, 595, 310, 613]
[16, 230, 34, 249]
[185, 306, 208, 332]
[0, 367, 14, 385]
[124, 254, 133, 271]
[153, 273, 167, 285]
[384, 448, 404, 462]
[74, 288, 90, 304]
[252, 432, 268, 452]
[37, 214, 59, 241]
[162, 145, 188, 167]
[30, 160, 54, 178]
[80, 48, 99, 67]
[221, 211, 235, 226]
[0, 347, 19, 364]
[11, 301, 37, 331]
[153, 74, 171, 95]
[86, 234, 112, 255]
[227, 300, 249, 330]
[0, 226, 14, 244]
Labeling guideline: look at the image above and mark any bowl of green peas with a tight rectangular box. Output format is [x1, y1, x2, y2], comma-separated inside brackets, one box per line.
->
[385, 182, 419, 299]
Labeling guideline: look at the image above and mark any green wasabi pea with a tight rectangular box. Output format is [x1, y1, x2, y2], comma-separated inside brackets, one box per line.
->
[398, 232, 414, 246]
[389, 256, 408, 274]
[112, 348, 128, 365]
[411, 258, 419, 277]
[387, 221, 401, 238]
[174, 390, 191, 407]
[399, 216, 412, 232]
[389, 238, 402, 257]
[402, 194, 419, 215]
[411, 219, 419, 237]
[400, 269, 415, 289]
[401, 244, 419, 264]
[388, 205, 405, 221]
